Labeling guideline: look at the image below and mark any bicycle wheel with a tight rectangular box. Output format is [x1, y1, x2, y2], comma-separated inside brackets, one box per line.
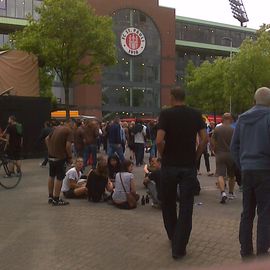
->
[0, 163, 22, 189]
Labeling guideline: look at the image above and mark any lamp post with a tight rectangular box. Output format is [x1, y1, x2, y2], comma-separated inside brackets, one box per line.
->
[222, 37, 233, 113]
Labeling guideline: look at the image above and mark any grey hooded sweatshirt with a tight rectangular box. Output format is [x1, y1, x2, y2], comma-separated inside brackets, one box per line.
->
[231, 105, 270, 171]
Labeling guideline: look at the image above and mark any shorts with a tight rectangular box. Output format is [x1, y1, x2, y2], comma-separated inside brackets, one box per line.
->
[49, 159, 66, 181]
[63, 189, 75, 198]
[215, 152, 235, 178]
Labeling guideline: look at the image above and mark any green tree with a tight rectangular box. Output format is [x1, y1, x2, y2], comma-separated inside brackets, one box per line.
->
[185, 27, 270, 116]
[225, 30, 270, 113]
[12, 0, 116, 118]
[185, 58, 230, 117]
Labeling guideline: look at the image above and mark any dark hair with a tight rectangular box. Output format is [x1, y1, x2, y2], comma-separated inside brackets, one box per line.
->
[95, 156, 108, 178]
[120, 159, 133, 172]
[108, 154, 121, 179]
[171, 87, 185, 101]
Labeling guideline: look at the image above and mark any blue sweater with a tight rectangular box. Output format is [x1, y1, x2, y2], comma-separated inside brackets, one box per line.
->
[108, 123, 122, 144]
[231, 105, 270, 170]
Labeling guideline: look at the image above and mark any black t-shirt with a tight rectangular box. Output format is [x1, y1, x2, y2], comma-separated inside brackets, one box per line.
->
[86, 171, 108, 202]
[6, 124, 22, 151]
[158, 105, 205, 167]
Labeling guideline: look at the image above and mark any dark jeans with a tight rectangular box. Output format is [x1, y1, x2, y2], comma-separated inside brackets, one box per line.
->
[240, 170, 270, 257]
[134, 143, 144, 166]
[83, 144, 97, 168]
[197, 149, 210, 172]
[107, 143, 125, 162]
[161, 166, 197, 256]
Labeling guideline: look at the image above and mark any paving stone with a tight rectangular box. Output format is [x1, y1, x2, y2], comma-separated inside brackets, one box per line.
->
[0, 156, 258, 269]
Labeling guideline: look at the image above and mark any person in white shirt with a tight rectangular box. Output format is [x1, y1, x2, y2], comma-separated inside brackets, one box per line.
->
[61, 157, 87, 199]
[134, 121, 146, 166]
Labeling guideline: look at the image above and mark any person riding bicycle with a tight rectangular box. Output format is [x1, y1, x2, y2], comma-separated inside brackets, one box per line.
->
[4, 116, 23, 176]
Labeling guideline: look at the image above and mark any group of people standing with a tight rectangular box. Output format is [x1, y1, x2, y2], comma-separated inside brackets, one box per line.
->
[157, 86, 270, 260]
[43, 115, 159, 208]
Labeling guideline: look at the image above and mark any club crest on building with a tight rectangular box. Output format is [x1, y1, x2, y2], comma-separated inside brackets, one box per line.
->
[121, 27, 146, 56]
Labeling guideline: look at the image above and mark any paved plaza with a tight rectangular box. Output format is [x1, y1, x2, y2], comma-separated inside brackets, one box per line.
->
[0, 155, 265, 270]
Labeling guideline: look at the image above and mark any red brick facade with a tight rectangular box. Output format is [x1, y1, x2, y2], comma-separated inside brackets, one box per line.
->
[74, 0, 176, 119]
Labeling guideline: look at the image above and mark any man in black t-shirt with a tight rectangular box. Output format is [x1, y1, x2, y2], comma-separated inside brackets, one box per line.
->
[5, 115, 23, 175]
[156, 87, 207, 259]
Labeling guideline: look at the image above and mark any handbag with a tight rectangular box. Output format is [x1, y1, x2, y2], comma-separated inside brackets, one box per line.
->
[119, 173, 137, 209]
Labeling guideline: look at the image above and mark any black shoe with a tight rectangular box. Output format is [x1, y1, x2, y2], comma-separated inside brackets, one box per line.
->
[48, 197, 54, 204]
[52, 198, 69, 206]
[172, 250, 187, 260]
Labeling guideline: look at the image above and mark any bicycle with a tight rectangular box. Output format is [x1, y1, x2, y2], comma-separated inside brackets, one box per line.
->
[0, 147, 22, 189]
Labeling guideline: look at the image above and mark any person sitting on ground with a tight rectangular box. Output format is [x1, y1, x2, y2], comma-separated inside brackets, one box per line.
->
[61, 157, 88, 199]
[108, 154, 121, 185]
[143, 157, 162, 208]
[143, 157, 156, 187]
[86, 155, 113, 202]
[112, 159, 140, 209]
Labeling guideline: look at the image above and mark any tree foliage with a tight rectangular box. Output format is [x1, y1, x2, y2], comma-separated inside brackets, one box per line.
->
[185, 26, 270, 115]
[12, 0, 116, 118]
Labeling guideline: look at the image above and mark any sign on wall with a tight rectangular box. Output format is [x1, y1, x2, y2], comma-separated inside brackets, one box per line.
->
[121, 27, 146, 56]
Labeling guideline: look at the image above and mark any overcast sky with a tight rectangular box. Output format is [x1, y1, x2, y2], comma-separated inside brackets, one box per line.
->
[159, 0, 269, 29]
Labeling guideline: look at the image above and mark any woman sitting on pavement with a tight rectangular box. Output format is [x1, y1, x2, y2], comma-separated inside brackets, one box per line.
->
[143, 157, 162, 208]
[112, 159, 140, 209]
[86, 155, 113, 202]
[61, 157, 88, 199]
[108, 154, 121, 186]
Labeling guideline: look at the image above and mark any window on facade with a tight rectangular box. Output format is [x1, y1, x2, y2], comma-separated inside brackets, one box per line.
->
[15, 0, 25, 18]
[102, 8, 161, 115]
[7, 0, 15, 17]
[0, 0, 6, 10]
[24, 0, 33, 17]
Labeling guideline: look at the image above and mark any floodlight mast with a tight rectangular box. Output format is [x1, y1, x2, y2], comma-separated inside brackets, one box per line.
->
[229, 0, 249, 27]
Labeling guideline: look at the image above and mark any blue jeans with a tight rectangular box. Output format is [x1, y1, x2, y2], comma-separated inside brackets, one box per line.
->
[161, 166, 197, 257]
[83, 144, 97, 168]
[150, 140, 157, 158]
[108, 143, 125, 162]
[134, 143, 144, 166]
[240, 170, 270, 257]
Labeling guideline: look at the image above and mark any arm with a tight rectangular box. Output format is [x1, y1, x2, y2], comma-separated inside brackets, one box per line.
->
[156, 129, 166, 157]
[69, 179, 81, 189]
[210, 131, 216, 154]
[196, 128, 208, 161]
[144, 164, 149, 174]
[66, 141, 73, 164]
[130, 179, 136, 194]
[106, 179, 114, 192]
[230, 123, 241, 169]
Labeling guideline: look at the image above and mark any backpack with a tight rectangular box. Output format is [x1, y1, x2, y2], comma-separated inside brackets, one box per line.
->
[16, 122, 23, 136]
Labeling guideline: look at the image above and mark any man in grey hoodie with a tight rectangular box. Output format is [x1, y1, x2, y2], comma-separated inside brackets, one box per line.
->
[231, 87, 270, 259]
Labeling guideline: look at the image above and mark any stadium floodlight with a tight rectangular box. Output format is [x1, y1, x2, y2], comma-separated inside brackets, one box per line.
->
[229, 0, 249, 27]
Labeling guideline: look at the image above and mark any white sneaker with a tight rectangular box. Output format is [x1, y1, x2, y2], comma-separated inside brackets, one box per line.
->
[220, 192, 227, 204]
[228, 193, 236, 200]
